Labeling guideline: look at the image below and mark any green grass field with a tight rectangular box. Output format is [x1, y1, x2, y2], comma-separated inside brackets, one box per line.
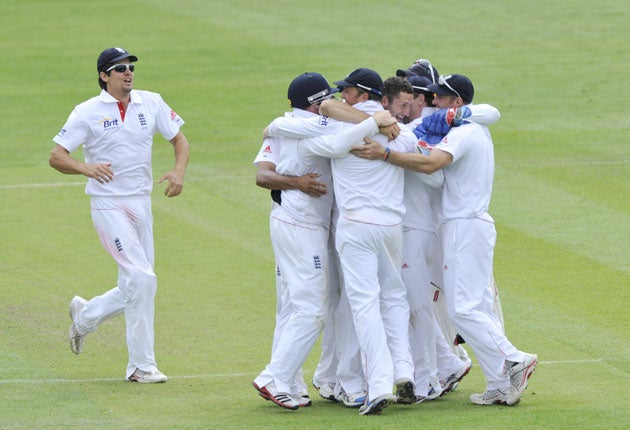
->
[1, 0, 628, 428]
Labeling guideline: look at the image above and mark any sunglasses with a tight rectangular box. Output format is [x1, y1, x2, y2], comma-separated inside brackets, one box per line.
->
[416, 59, 436, 84]
[438, 75, 461, 98]
[307, 89, 336, 105]
[106, 63, 135, 73]
[412, 85, 430, 93]
[353, 82, 382, 96]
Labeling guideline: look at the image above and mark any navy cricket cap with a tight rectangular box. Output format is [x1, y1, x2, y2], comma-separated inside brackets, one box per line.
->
[428, 74, 475, 104]
[396, 58, 439, 84]
[334, 68, 383, 96]
[97, 47, 138, 72]
[407, 75, 433, 95]
[287, 72, 338, 109]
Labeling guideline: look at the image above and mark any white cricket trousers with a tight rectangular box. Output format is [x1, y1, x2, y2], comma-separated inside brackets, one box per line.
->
[441, 218, 524, 390]
[260, 216, 330, 394]
[402, 227, 444, 396]
[336, 218, 414, 401]
[313, 231, 365, 397]
[75, 196, 159, 378]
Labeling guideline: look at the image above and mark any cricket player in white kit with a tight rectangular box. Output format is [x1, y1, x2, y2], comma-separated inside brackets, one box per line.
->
[351, 73, 538, 406]
[329, 68, 417, 415]
[267, 97, 408, 410]
[49, 47, 189, 383]
[252, 72, 398, 410]
[252, 138, 317, 407]
[404, 76, 505, 398]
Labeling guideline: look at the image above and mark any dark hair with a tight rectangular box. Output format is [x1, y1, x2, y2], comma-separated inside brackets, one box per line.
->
[418, 91, 434, 105]
[98, 67, 112, 90]
[382, 76, 413, 102]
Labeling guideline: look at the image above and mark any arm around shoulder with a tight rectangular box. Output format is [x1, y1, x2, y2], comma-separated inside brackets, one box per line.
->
[388, 147, 452, 174]
[319, 99, 368, 124]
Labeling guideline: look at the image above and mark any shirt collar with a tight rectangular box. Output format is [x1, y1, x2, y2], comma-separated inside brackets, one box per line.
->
[98, 89, 142, 104]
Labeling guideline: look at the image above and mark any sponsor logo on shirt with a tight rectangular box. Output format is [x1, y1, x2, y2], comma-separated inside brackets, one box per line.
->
[99, 117, 120, 130]
[263, 145, 272, 153]
[170, 110, 177, 120]
[57, 128, 67, 137]
[319, 115, 330, 127]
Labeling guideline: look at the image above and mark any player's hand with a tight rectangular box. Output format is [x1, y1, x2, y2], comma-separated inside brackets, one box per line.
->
[159, 170, 185, 197]
[379, 123, 400, 140]
[350, 137, 386, 160]
[84, 163, 114, 183]
[373, 111, 399, 140]
[296, 173, 327, 197]
[372, 110, 396, 127]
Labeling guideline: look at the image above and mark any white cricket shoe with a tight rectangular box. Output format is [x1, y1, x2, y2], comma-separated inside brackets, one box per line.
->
[252, 381, 299, 410]
[339, 390, 366, 408]
[358, 393, 392, 415]
[470, 388, 511, 405]
[414, 386, 441, 404]
[316, 381, 338, 401]
[68, 296, 88, 354]
[507, 353, 538, 405]
[296, 391, 312, 407]
[441, 357, 472, 394]
[128, 368, 168, 384]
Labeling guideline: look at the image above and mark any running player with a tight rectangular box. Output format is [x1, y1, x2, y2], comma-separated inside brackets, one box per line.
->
[49, 47, 190, 383]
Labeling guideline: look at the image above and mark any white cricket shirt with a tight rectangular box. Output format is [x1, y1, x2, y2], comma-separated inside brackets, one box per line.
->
[435, 122, 495, 222]
[53, 89, 184, 197]
[332, 101, 415, 225]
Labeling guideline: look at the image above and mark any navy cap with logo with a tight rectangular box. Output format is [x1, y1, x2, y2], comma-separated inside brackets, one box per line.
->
[396, 58, 439, 84]
[334, 68, 383, 96]
[97, 47, 138, 72]
[287, 72, 338, 109]
[428, 74, 475, 104]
